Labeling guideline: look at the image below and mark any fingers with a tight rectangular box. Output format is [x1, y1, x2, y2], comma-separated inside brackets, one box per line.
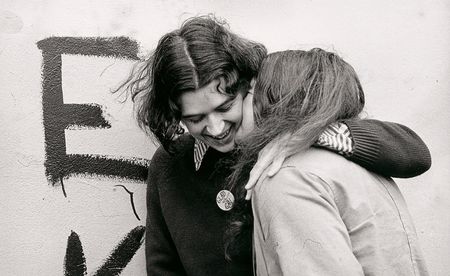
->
[245, 144, 274, 188]
[267, 153, 286, 177]
[245, 153, 283, 201]
[245, 160, 266, 190]
[245, 189, 253, 201]
[244, 162, 268, 203]
[244, 134, 290, 201]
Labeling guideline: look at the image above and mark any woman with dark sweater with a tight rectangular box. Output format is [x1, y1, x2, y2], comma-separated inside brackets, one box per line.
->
[123, 16, 431, 275]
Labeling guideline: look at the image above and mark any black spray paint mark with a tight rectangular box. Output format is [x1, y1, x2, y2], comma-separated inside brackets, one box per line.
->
[64, 231, 87, 276]
[60, 176, 67, 197]
[37, 37, 149, 185]
[93, 226, 146, 276]
[115, 185, 140, 221]
[64, 227, 145, 275]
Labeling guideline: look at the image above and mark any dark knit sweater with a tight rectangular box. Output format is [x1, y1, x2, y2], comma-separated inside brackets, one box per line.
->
[145, 119, 431, 276]
[345, 119, 431, 177]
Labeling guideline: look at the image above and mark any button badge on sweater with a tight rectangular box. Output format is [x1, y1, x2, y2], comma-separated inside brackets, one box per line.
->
[216, 190, 234, 211]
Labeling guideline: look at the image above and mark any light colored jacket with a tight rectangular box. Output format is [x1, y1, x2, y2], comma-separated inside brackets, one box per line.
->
[252, 148, 428, 276]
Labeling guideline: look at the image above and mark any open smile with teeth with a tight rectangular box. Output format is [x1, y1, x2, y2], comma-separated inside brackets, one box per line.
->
[209, 127, 232, 140]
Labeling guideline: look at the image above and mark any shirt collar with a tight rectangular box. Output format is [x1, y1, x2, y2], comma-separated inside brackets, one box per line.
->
[194, 139, 209, 171]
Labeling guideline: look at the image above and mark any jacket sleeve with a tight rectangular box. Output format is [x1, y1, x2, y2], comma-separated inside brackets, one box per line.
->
[253, 167, 364, 275]
[343, 119, 431, 178]
[146, 148, 186, 275]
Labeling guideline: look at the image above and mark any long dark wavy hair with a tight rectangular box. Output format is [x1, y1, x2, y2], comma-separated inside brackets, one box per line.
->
[118, 15, 267, 152]
[224, 48, 365, 260]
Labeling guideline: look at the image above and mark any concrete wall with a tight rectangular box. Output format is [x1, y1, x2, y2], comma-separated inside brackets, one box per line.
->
[1, 0, 449, 275]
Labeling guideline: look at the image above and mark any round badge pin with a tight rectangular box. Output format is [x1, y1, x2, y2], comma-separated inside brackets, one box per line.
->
[216, 190, 235, 211]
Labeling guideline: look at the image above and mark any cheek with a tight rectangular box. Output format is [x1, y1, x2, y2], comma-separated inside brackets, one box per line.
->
[235, 94, 255, 141]
[242, 103, 255, 131]
[225, 101, 244, 125]
[183, 122, 203, 138]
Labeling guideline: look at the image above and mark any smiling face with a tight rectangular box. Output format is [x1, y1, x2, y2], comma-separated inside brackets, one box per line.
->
[179, 78, 245, 152]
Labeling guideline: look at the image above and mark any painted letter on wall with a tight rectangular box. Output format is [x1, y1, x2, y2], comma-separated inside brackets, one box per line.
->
[37, 37, 148, 186]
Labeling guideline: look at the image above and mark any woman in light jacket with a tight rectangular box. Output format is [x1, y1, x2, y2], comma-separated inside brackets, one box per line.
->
[227, 48, 429, 275]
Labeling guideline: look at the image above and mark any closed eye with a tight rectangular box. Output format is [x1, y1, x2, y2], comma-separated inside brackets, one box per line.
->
[185, 115, 204, 124]
[181, 94, 236, 123]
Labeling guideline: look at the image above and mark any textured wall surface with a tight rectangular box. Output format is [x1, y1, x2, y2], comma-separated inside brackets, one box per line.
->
[1, 0, 449, 275]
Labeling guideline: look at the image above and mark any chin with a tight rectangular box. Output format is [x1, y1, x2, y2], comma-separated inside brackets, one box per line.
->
[211, 142, 235, 153]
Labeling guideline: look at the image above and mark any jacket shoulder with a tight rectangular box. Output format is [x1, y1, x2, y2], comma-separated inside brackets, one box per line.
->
[283, 148, 377, 183]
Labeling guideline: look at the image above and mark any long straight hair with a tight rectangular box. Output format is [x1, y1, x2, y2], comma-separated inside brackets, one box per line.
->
[225, 48, 365, 260]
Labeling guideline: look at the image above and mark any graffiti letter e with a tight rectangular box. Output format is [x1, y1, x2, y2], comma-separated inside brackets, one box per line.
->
[37, 37, 147, 186]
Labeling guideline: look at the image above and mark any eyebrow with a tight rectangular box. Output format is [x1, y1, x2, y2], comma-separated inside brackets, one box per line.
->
[181, 96, 236, 119]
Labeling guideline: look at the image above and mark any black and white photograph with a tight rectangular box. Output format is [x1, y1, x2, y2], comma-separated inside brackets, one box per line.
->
[1, 0, 448, 275]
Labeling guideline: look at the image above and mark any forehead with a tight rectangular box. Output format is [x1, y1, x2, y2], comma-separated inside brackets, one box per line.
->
[179, 79, 231, 116]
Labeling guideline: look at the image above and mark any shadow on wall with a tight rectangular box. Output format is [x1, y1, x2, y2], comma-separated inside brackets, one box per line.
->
[37, 37, 149, 275]
[37, 37, 148, 187]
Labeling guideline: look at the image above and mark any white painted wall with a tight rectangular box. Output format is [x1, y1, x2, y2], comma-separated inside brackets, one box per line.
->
[1, 0, 449, 275]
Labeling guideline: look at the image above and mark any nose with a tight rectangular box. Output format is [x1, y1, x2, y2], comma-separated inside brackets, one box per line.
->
[205, 114, 225, 136]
